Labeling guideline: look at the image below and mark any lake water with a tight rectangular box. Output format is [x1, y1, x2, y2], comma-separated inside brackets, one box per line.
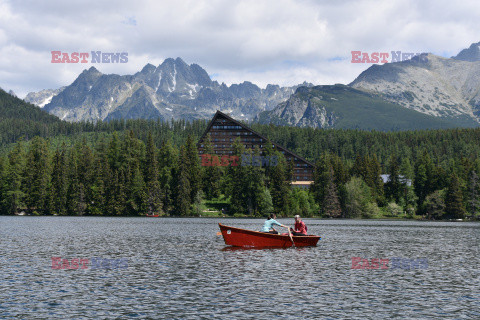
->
[0, 217, 479, 319]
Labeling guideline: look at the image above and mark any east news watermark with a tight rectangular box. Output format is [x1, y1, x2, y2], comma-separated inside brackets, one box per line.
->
[351, 51, 427, 63]
[51, 257, 128, 270]
[51, 51, 128, 63]
[351, 257, 428, 270]
[201, 153, 278, 167]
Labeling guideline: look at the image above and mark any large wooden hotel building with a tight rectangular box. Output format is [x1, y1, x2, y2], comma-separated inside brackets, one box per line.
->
[197, 111, 315, 187]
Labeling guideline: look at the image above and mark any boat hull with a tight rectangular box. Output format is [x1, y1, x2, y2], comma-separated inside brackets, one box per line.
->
[219, 223, 320, 248]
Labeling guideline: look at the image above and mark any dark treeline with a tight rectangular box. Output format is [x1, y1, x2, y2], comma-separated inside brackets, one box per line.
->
[0, 116, 208, 149]
[0, 132, 305, 217]
[251, 124, 480, 168]
[3, 87, 479, 218]
[0, 124, 479, 219]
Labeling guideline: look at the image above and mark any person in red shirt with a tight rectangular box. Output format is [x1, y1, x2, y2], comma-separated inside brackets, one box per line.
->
[290, 215, 307, 236]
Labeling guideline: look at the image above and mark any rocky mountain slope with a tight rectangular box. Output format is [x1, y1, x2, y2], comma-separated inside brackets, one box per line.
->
[30, 57, 310, 122]
[349, 53, 480, 125]
[258, 42, 480, 130]
[255, 84, 465, 131]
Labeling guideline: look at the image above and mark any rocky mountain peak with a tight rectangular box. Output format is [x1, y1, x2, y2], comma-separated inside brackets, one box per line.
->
[85, 66, 101, 74]
[76, 66, 103, 84]
[140, 63, 156, 74]
[452, 41, 480, 62]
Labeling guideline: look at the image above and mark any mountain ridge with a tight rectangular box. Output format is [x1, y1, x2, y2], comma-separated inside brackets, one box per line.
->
[32, 57, 311, 122]
[23, 41, 480, 131]
[255, 84, 472, 131]
[349, 53, 480, 123]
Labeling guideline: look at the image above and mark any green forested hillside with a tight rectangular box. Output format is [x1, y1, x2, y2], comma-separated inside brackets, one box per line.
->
[0, 88, 70, 144]
[0, 89, 479, 219]
[257, 85, 479, 130]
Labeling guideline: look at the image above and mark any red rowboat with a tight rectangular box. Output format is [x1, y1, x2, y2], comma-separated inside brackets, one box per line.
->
[146, 214, 159, 217]
[218, 223, 320, 248]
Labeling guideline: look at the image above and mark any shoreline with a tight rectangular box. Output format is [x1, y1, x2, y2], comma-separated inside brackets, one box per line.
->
[2, 214, 476, 222]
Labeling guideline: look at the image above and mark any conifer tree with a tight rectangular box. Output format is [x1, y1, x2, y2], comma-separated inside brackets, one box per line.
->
[322, 166, 342, 218]
[90, 138, 108, 215]
[184, 135, 202, 203]
[268, 151, 289, 216]
[2, 142, 25, 214]
[23, 137, 50, 213]
[400, 158, 414, 181]
[159, 140, 178, 213]
[351, 154, 383, 203]
[145, 132, 163, 214]
[423, 190, 446, 220]
[226, 138, 249, 215]
[175, 145, 191, 215]
[468, 171, 479, 219]
[113, 168, 127, 215]
[107, 132, 122, 171]
[311, 154, 331, 206]
[77, 139, 95, 198]
[127, 163, 147, 215]
[385, 154, 403, 203]
[368, 155, 384, 204]
[202, 134, 222, 200]
[48, 145, 67, 215]
[445, 173, 466, 219]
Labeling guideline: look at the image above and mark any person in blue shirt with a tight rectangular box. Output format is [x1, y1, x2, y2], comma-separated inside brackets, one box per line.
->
[261, 213, 289, 234]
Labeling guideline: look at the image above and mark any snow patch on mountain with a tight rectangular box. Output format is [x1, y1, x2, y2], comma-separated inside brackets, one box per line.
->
[39, 96, 53, 108]
[24, 87, 65, 108]
[155, 73, 162, 92]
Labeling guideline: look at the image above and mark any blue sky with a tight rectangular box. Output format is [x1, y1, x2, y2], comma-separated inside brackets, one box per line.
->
[0, 0, 479, 97]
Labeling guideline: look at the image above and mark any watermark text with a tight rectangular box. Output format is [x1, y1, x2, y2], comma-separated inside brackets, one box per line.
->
[51, 257, 128, 269]
[351, 257, 428, 270]
[51, 51, 128, 63]
[351, 51, 427, 63]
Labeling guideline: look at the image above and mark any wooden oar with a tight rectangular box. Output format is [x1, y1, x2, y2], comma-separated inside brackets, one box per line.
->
[287, 227, 295, 247]
[216, 231, 222, 236]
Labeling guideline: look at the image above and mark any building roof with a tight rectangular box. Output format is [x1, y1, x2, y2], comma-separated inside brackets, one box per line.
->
[198, 110, 315, 167]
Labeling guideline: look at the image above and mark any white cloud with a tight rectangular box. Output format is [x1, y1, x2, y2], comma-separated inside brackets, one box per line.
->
[0, 0, 480, 97]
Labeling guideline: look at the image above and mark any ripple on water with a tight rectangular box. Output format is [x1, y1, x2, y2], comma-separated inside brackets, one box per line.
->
[0, 217, 479, 319]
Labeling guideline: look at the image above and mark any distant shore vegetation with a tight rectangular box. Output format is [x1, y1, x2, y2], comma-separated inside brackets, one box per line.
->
[0, 120, 479, 220]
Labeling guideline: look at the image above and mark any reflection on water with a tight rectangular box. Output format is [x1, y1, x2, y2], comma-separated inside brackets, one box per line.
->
[0, 217, 479, 319]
